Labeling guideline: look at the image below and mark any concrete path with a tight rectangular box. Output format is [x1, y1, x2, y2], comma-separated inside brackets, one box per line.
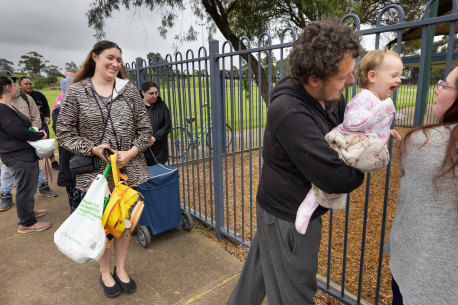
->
[0, 164, 243, 305]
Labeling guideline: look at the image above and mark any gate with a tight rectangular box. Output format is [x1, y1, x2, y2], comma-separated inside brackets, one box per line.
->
[127, 1, 457, 303]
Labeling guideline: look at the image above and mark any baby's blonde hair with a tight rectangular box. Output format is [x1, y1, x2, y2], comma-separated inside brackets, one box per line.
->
[356, 49, 402, 88]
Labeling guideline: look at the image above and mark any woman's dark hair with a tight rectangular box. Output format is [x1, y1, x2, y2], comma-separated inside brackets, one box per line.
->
[290, 20, 361, 84]
[140, 81, 158, 98]
[73, 40, 128, 83]
[0, 76, 13, 98]
[401, 69, 458, 188]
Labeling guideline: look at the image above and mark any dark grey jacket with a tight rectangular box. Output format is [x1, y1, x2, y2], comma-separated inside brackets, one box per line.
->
[257, 76, 364, 222]
[143, 96, 171, 165]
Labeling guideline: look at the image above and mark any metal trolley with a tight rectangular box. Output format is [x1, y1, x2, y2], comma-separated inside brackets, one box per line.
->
[135, 163, 193, 248]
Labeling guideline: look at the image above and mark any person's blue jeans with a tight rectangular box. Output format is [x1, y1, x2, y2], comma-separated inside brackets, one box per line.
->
[1, 162, 46, 194]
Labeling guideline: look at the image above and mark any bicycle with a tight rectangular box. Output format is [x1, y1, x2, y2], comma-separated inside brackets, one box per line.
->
[168, 111, 232, 159]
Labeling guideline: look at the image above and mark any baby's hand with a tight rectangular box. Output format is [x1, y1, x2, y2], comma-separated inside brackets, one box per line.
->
[390, 129, 401, 142]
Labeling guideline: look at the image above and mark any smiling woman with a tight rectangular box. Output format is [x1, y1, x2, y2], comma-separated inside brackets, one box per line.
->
[385, 66, 458, 305]
[56, 40, 153, 298]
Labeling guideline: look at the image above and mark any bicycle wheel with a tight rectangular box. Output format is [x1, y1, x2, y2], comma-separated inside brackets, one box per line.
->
[206, 124, 233, 150]
[169, 126, 191, 159]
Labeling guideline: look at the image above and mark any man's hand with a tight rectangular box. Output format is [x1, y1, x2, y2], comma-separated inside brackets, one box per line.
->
[390, 129, 401, 142]
[45, 117, 50, 125]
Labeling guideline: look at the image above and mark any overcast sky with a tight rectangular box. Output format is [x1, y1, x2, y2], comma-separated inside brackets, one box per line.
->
[0, 0, 223, 73]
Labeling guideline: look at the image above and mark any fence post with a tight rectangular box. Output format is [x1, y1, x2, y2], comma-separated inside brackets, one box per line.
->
[135, 57, 144, 90]
[209, 39, 225, 239]
[413, 1, 439, 126]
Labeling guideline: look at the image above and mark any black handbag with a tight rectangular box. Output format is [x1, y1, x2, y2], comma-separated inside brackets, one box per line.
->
[69, 88, 117, 175]
[69, 155, 100, 175]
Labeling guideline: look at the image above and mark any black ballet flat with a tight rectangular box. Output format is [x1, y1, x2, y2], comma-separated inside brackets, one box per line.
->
[99, 275, 122, 298]
[113, 266, 137, 294]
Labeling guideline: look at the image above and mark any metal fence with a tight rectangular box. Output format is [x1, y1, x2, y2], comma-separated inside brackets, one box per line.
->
[127, 1, 457, 304]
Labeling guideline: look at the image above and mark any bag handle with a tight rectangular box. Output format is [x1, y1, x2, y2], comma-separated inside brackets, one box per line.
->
[108, 154, 129, 222]
[147, 147, 169, 171]
[91, 87, 118, 148]
[148, 147, 159, 164]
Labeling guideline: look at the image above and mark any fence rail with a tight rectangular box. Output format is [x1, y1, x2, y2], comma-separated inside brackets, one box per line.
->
[127, 1, 457, 303]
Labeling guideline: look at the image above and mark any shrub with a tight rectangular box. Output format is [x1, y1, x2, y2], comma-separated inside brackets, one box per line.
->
[46, 76, 58, 84]
[33, 76, 58, 89]
[34, 78, 47, 89]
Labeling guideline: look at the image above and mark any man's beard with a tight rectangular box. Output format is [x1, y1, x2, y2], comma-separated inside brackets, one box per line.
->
[322, 85, 349, 106]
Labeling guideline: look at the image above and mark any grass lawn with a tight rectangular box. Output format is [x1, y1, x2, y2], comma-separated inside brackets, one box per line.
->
[40, 88, 61, 140]
[41, 78, 434, 140]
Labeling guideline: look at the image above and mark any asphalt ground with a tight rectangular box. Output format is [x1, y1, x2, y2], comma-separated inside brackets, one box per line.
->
[0, 162, 244, 305]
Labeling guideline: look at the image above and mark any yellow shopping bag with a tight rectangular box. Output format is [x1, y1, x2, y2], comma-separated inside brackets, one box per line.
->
[102, 154, 144, 242]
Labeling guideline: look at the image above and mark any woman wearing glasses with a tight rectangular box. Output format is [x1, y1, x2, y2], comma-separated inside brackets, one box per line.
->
[385, 68, 458, 305]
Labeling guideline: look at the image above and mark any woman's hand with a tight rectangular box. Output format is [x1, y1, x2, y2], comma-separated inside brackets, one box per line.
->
[116, 146, 139, 168]
[91, 144, 115, 162]
[40, 130, 47, 139]
[149, 136, 156, 146]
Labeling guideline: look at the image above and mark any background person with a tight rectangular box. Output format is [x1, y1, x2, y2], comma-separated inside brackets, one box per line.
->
[227, 21, 364, 305]
[51, 70, 75, 134]
[19, 76, 59, 170]
[56, 40, 153, 298]
[53, 71, 77, 213]
[385, 67, 458, 305]
[141, 81, 171, 165]
[0, 70, 51, 232]
[0, 76, 57, 209]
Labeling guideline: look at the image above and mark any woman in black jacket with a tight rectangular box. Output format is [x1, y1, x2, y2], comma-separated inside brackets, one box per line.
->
[0, 71, 51, 233]
[141, 81, 171, 165]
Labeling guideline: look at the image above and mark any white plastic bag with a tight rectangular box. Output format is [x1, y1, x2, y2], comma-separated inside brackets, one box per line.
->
[54, 174, 107, 263]
[28, 138, 56, 158]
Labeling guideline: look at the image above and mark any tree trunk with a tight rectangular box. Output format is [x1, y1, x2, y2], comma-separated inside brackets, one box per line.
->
[202, 0, 271, 107]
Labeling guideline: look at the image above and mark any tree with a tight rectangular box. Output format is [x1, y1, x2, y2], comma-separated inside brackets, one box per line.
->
[65, 61, 79, 71]
[18, 51, 49, 76]
[44, 65, 64, 77]
[146, 52, 164, 65]
[432, 35, 458, 53]
[0, 58, 15, 72]
[87, 0, 425, 106]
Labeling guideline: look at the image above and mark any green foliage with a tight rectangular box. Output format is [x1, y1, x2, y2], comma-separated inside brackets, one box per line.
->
[44, 65, 63, 77]
[65, 61, 79, 71]
[18, 51, 49, 76]
[87, 0, 429, 106]
[0, 58, 15, 72]
[34, 78, 47, 89]
[46, 76, 58, 84]
[192, 224, 212, 235]
[33, 76, 58, 89]
[146, 52, 164, 64]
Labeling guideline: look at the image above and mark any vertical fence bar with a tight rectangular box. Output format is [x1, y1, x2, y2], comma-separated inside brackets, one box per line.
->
[135, 57, 144, 89]
[414, 0, 439, 126]
[209, 40, 224, 238]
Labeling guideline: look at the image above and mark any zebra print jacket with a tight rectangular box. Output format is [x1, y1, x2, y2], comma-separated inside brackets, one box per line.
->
[56, 78, 153, 191]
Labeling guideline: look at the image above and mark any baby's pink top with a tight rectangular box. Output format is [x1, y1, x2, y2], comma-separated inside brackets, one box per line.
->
[338, 89, 396, 143]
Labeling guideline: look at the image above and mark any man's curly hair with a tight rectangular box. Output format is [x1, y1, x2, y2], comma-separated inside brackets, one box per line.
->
[290, 21, 361, 84]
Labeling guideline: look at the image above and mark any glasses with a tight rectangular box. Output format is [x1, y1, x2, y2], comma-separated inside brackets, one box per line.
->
[437, 80, 455, 90]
